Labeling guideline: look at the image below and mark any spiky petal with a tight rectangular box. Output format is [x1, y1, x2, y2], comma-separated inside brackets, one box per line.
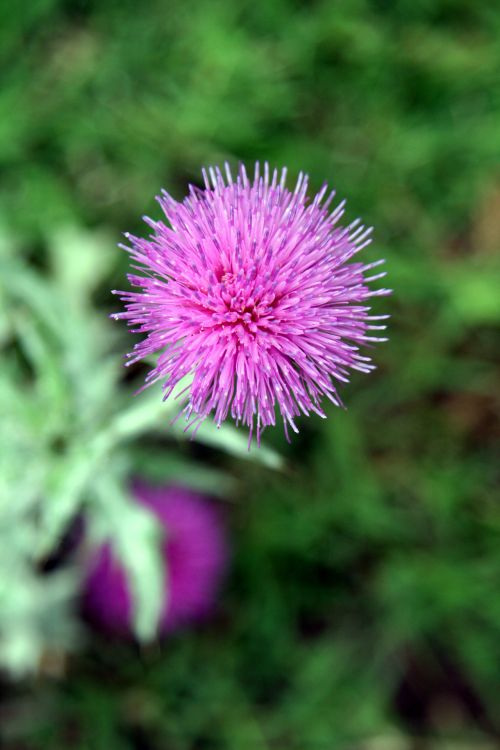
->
[113, 163, 390, 443]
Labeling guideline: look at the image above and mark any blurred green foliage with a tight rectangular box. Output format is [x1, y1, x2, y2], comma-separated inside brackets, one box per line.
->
[1, 0, 500, 748]
[0, 226, 279, 670]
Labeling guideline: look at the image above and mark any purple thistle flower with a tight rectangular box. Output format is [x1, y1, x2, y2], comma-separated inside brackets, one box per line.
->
[113, 163, 390, 443]
[82, 483, 228, 637]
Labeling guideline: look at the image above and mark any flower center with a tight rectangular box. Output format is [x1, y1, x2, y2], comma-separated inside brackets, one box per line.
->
[209, 267, 277, 334]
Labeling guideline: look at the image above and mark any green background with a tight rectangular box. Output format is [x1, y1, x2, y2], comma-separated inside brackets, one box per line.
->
[1, 0, 500, 747]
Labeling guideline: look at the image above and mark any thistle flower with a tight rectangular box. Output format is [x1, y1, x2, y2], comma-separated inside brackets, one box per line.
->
[113, 163, 390, 443]
[82, 483, 228, 636]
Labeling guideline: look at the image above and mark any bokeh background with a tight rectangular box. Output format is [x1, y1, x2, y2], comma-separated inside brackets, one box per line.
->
[1, 0, 500, 747]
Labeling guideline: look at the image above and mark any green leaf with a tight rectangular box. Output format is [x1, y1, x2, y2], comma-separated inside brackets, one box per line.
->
[178, 419, 285, 470]
[47, 226, 116, 301]
[90, 474, 165, 642]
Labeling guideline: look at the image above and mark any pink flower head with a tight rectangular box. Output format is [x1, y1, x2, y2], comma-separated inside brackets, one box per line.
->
[82, 483, 228, 637]
[113, 163, 390, 443]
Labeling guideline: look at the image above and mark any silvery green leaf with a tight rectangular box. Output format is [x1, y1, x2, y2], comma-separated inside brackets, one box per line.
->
[130, 449, 235, 497]
[171, 418, 285, 470]
[0, 568, 77, 676]
[90, 474, 165, 642]
[0, 258, 62, 335]
[47, 226, 115, 300]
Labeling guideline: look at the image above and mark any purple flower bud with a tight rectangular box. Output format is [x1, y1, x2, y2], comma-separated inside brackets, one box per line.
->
[82, 483, 228, 637]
